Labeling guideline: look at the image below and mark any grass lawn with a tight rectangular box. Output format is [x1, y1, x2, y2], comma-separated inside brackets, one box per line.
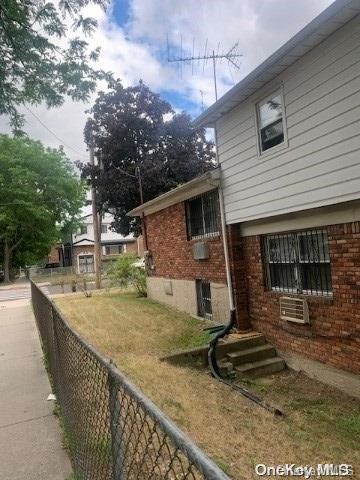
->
[55, 291, 360, 479]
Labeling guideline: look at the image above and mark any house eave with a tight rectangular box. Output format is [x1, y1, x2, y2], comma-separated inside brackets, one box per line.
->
[128, 168, 221, 217]
[193, 0, 360, 128]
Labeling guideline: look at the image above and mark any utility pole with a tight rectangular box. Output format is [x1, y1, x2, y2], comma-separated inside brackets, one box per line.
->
[135, 166, 148, 251]
[89, 130, 101, 290]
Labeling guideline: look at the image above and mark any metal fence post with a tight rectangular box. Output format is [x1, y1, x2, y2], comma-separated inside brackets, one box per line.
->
[108, 371, 123, 480]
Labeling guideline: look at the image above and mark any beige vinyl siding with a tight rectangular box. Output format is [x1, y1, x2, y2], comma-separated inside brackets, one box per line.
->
[217, 14, 360, 224]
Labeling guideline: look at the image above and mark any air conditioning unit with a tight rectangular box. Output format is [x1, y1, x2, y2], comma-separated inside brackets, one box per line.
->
[280, 297, 309, 324]
[192, 242, 209, 260]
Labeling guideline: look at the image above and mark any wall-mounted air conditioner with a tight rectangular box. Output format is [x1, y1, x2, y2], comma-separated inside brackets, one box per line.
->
[192, 242, 209, 260]
[280, 297, 309, 324]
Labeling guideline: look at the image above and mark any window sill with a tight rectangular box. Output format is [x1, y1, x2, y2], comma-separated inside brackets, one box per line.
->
[189, 233, 221, 243]
[257, 138, 289, 160]
[264, 289, 334, 305]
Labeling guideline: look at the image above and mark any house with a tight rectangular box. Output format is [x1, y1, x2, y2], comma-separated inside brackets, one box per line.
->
[129, 169, 230, 324]
[131, 0, 360, 395]
[59, 212, 143, 273]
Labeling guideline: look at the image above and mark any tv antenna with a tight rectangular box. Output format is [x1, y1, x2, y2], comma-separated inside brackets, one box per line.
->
[167, 37, 242, 101]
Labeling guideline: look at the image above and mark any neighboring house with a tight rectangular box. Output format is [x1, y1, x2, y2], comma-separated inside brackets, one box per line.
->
[129, 170, 230, 324]
[131, 0, 360, 394]
[59, 212, 142, 273]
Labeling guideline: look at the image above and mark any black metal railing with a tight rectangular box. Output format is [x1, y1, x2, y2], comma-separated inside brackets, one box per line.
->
[31, 281, 230, 480]
[263, 228, 332, 296]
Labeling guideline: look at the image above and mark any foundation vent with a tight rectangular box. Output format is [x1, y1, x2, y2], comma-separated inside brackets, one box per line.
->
[280, 297, 309, 324]
[163, 280, 173, 296]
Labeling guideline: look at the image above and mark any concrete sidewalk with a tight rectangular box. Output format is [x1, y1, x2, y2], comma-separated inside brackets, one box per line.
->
[0, 296, 72, 480]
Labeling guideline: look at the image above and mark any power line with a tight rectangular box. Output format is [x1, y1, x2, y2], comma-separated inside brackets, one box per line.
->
[23, 105, 88, 160]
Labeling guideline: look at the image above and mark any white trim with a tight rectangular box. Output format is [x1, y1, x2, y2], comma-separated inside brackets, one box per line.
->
[254, 85, 289, 158]
[128, 169, 221, 217]
[193, 0, 360, 127]
[77, 253, 94, 274]
[240, 200, 360, 236]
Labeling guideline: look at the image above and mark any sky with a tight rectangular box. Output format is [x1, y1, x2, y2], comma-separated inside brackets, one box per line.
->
[0, 0, 334, 164]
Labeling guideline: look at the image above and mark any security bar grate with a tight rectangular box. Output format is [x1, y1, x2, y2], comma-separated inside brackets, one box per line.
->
[263, 229, 332, 296]
[186, 189, 220, 240]
[31, 281, 230, 480]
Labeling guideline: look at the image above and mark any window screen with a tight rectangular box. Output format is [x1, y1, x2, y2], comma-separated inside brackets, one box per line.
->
[105, 245, 123, 255]
[186, 190, 219, 240]
[257, 92, 284, 152]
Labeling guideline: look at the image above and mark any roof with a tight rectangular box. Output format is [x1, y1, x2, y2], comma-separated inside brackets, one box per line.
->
[194, 0, 360, 128]
[128, 168, 221, 217]
[73, 237, 135, 246]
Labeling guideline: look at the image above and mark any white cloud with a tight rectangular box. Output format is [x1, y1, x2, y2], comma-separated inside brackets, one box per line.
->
[0, 0, 334, 162]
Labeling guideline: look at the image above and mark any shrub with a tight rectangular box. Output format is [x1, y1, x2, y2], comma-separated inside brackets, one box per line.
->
[107, 253, 147, 296]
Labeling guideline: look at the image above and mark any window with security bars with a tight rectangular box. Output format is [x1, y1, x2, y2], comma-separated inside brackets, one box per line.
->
[196, 279, 212, 319]
[263, 229, 332, 295]
[186, 190, 220, 240]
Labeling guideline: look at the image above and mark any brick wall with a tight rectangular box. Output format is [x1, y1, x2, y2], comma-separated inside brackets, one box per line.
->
[146, 202, 227, 284]
[126, 240, 139, 255]
[72, 245, 94, 272]
[231, 222, 360, 374]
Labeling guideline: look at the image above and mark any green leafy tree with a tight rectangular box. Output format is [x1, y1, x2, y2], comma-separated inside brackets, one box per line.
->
[107, 253, 146, 297]
[0, 134, 85, 282]
[0, 0, 111, 131]
[82, 80, 216, 235]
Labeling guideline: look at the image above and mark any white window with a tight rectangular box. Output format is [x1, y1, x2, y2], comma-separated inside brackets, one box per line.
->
[79, 225, 87, 235]
[101, 224, 108, 234]
[186, 190, 220, 240]
[256, 91, 285, 153]
[263, 229, 332, 296]
[78, 255, 94, 273]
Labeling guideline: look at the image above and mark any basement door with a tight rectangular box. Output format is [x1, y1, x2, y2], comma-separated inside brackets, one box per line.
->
[196, 280, 212, 320]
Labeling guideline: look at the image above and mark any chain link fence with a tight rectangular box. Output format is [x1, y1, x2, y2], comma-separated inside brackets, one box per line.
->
[31, 281, 230, 480]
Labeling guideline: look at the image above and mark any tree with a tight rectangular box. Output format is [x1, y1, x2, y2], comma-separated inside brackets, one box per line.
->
[0, 134, 84, 282]
[0, 0, 111, 131]
[82, 80, 215, 235]
[107, 253, 147, 297]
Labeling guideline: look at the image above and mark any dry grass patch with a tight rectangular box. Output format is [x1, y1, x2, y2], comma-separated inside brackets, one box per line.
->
[56, 292, 360, 479]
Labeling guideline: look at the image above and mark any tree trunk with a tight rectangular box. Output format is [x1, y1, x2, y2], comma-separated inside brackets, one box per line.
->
[3, 242, 11, 283]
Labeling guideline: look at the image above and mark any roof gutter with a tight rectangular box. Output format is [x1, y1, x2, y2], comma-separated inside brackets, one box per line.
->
[127, 168, 221, 217]
[193, 0, 360, 128]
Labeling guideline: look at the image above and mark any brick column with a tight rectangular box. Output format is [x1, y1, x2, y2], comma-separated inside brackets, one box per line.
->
[227, 224, 251, 331]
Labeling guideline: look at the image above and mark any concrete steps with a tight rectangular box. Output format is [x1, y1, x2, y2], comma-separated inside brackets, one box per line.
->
[235, 357, 286, 378]
[227, 344, 276, 365]
[162, 330, 286, 378]
[219, 334, 286, 379]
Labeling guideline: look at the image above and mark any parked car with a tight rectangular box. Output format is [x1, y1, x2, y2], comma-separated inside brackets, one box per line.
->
[44, 262, 60, 269]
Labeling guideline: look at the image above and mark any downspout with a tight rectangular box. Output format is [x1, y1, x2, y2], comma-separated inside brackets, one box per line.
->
[207, 122, 236, 378]
[207, 123, 282, 416]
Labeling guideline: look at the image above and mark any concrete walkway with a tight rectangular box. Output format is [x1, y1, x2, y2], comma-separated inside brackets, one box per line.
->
[0, 284, 72, 480]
